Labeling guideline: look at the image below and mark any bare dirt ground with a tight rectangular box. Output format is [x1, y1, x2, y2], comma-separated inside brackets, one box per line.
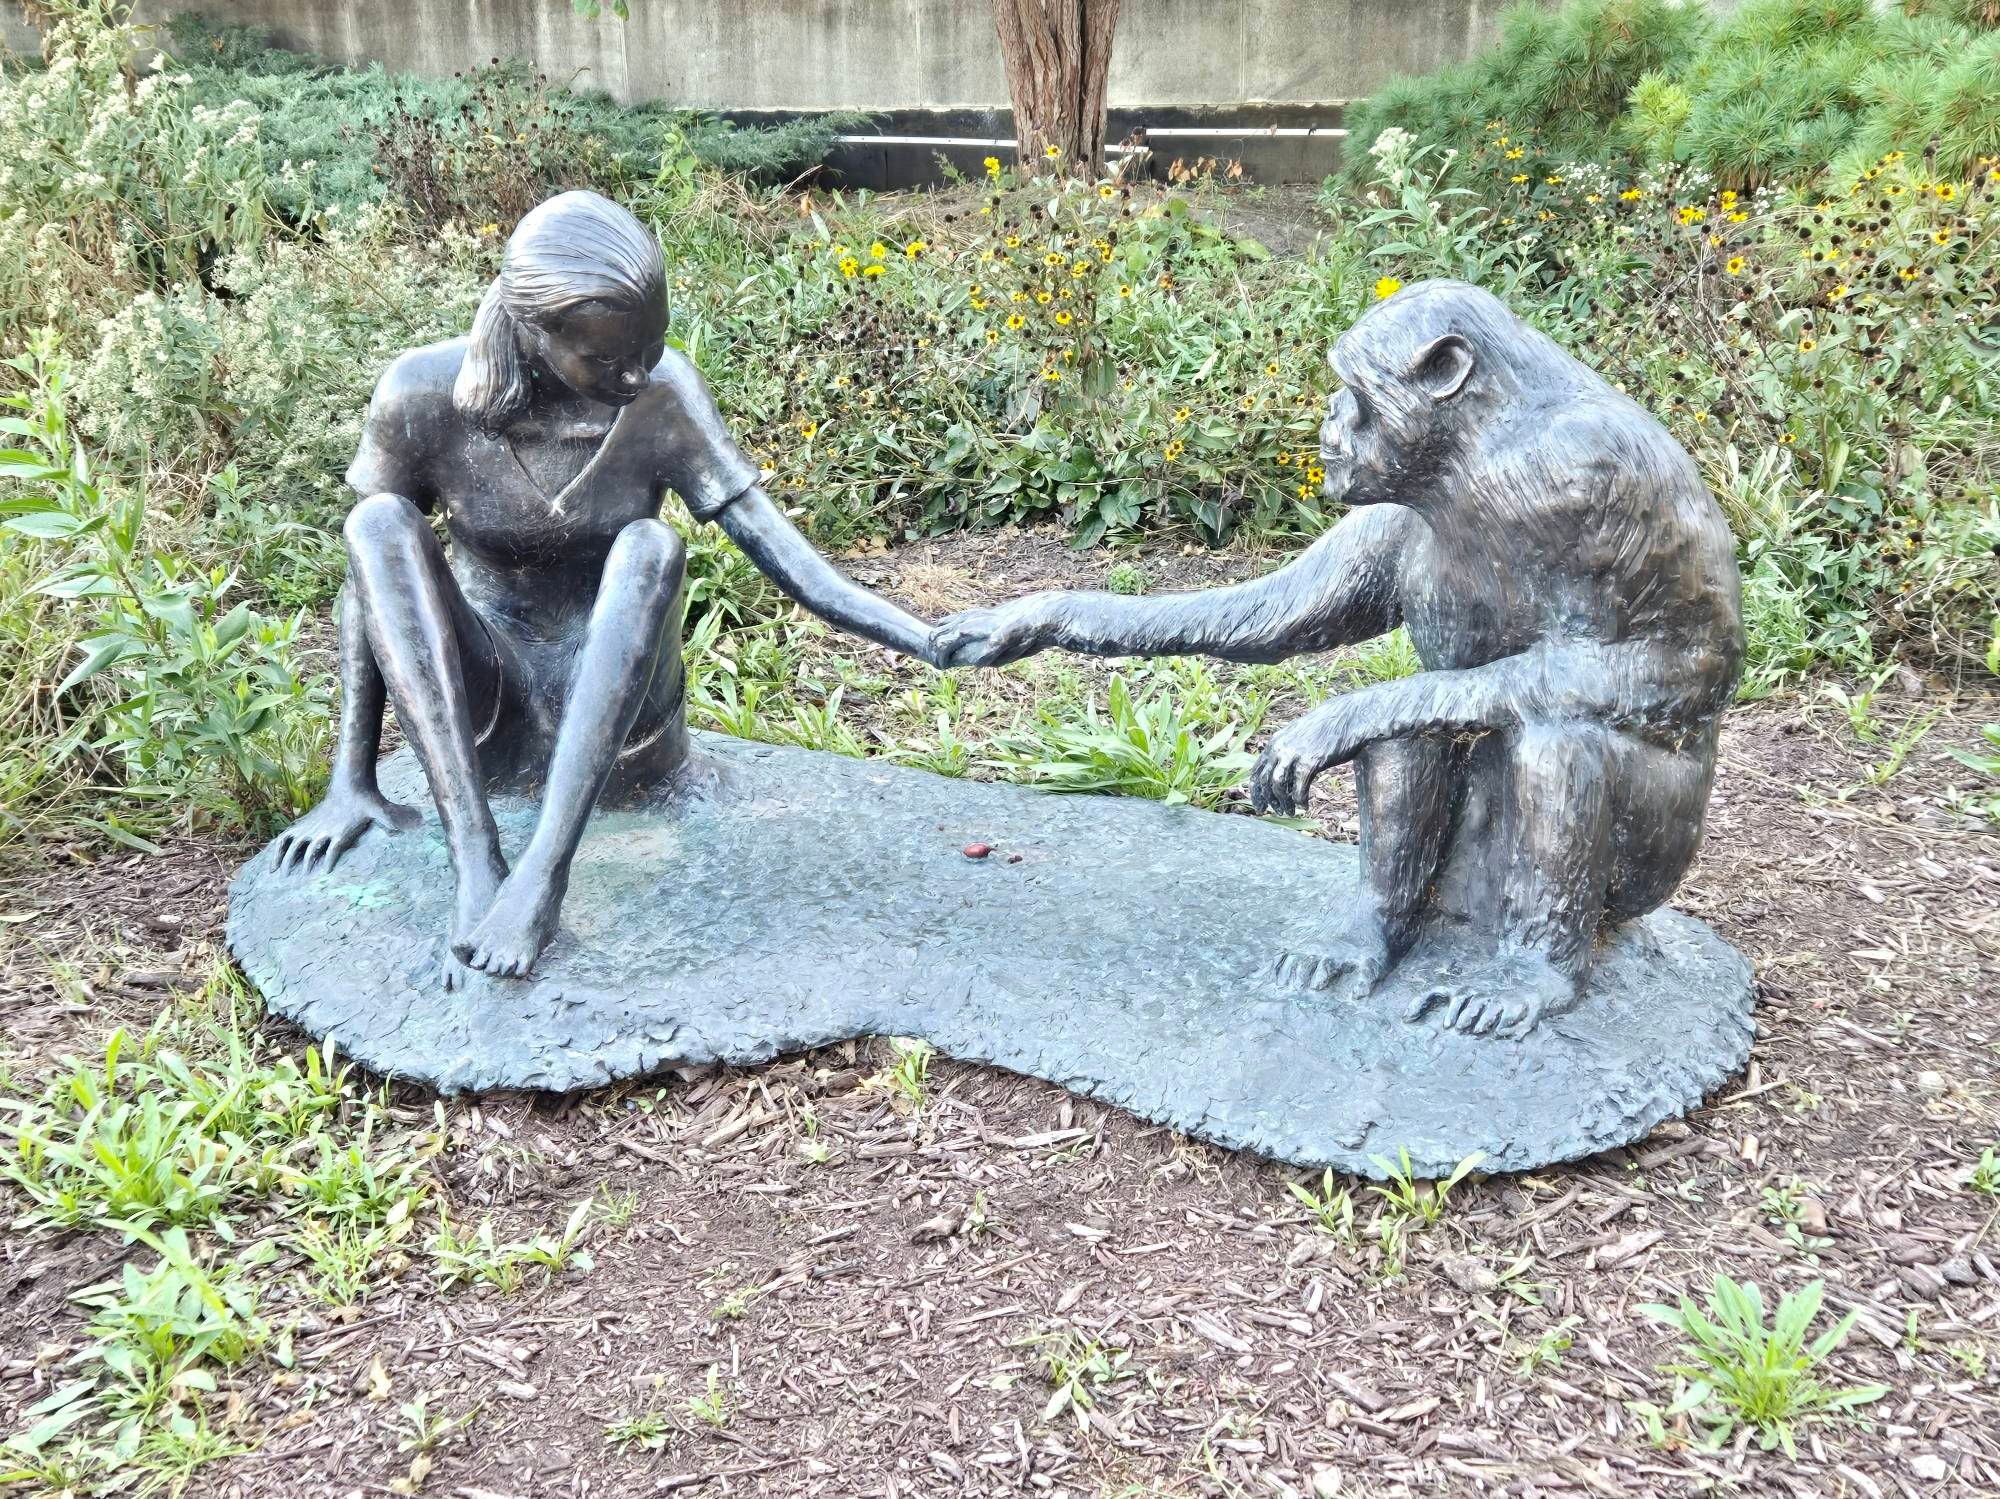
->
[3, 530, 1999, 1499]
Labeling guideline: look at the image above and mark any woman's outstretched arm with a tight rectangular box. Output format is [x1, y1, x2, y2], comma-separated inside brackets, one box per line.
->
[716, 486, 936, 660]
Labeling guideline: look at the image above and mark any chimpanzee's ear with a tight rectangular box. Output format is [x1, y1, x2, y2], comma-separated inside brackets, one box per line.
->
[1410, 334, 1475, 403]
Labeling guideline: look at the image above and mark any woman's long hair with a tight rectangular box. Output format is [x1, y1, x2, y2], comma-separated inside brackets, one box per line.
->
[453, 191, 667, 432]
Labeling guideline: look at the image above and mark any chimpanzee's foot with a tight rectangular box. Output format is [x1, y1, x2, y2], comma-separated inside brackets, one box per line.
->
[1406, 952, 1580, 1039]
[458, 863, 566, 980]
[1270, 918, 1394, 1002]
[443, 844, 508, 992]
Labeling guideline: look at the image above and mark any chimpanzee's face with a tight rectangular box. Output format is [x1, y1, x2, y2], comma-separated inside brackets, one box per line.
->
[523, 298, 667, 409]
[1319, 327, 1476, 509]
[1319, 357, 1404, 508]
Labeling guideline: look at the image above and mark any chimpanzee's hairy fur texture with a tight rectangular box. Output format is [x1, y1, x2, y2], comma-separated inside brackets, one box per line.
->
[934, 281, 1745, 1037]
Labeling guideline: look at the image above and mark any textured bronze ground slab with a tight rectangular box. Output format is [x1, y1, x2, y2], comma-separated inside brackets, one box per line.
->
[226, 736, 1755, 1177]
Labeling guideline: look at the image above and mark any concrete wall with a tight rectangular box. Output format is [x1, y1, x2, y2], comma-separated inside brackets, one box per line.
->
[5, 1, 1507, 110]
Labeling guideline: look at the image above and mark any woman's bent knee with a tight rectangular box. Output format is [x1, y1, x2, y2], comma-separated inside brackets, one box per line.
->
[343, 492, 427, 554]
[609, 518, 685, 588]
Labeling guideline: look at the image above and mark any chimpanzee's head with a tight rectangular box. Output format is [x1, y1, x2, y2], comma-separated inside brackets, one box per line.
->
[1317, 280, 1573, 508]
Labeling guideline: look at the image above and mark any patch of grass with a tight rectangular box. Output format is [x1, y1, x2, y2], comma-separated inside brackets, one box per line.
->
[1637, 1274, 1889, 1457]
[1369, 1148, 1484, 1227]
[1287, 1168, 1358, 1247]
[865, 1037, 934, 1113]
[427, 1200, 597, 1292]
[991, 672, 1255, 809]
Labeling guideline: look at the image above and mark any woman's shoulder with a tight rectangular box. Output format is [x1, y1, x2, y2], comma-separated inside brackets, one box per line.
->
[369, 336, 473, 417]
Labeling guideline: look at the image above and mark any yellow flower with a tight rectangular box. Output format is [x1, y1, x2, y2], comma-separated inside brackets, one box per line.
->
[798, 422, 818, 439]
[1495, 134, 1509, 145]
[978, 204, 993, 215]
[1173, 406, 1190, 423]
[1936, 183, 1957, 201]
[477, 222, 499, 237]
[1158, 275, 1174, 289]
[1043, 366, 1062, 380]
[1727, 210, 1748, 223]
[1725, 256, 1746, 275]
[1374, 276, 1402, 299]
[863, 264, 885, 278]
[985, 329, 1000, 343]
[1308, 466, 1324, 484]
[1505, 148, 1524, 160]
[984, 155, 1001, 177]
[1054, 310, 1073, 325]
[1296, 482, 1313, 499]
[904, 240, 926, 259]
[869, 242, 887, 260]
[1006, 313, 1026, 330]
[1264, 361, 1280, 376]
[1035, 289, 1052, 304]
[1585, 193, 1602, 204]
[1798, 337, 1816, 352]
[1544, 175, 1563, 185]
[1780, 432, 1797, 444]
[1511, 174, 1529, 184]
[1886, 183, 1905, 196]
[1899, 266, 1919, 281]
[1117, 283, 1134, 298]
[838, 257, 858, 277]
[1720, 190, 1737, 207]
[1005, 234, 1022, 248]
[969, 296, 988, 310]
[1044, 143, 1062, 159]
[1692, 411, 1708, 424]
[1676, 205, 1705, 225]
[1097, 184, 1116, 200]
[1276, 452, 1291, 467]
[1828, 283, 1848, 301]
[1620, 188, 1643, 202]
[1071, 261, 1089, 278]
[1932, 230, 1950, 246]
[1163, 440, 1185, 461]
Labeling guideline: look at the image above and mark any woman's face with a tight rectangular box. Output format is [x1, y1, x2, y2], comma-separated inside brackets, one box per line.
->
[526, 297, 667, 408]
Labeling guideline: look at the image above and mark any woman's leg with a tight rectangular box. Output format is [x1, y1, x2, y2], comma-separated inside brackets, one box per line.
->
[460, 518, 685, 977]
[342, 492, 507, 982]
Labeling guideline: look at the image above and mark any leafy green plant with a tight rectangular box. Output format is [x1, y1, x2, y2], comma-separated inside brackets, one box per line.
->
[1368, 1148, 1485, 1227]
[1030, 1331, 1131, 1428]
[1969, 1145, 2000, 1195]
[993, 673, 1254, 808]
[1287, 1168, 1358, 1247]
[1637, 1274, 1889, 1456]
[1, 346, 330, 834]
[686, 1365, 731, 1430]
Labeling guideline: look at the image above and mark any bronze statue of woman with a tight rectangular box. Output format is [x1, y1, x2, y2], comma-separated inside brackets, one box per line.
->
[269, 190, 936, 986]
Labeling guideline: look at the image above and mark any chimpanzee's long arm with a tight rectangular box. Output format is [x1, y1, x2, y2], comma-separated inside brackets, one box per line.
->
[1046, 503, 1416, 664]
[1312, 635, 1736, 749]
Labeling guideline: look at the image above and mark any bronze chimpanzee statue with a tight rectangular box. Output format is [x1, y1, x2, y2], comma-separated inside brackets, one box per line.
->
[933, 279, 1745, 1039]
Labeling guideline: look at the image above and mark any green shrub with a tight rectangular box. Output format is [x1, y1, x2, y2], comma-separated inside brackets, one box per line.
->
[1341, 0, 2000, 193]
[0, 346, 331, 838]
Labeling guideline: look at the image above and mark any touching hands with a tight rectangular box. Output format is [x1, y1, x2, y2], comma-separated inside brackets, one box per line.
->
[929, 592, 1072, 668]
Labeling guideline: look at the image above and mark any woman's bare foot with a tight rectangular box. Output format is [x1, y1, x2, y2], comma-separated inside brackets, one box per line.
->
[457, 861, 566, 979]
[444, 843, 509, 991]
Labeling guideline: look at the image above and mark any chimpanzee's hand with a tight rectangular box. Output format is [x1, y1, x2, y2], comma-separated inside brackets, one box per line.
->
[271, 784, 420, 875]
[930, 593, 1071, 668]
[1249, 696, 1374, 815]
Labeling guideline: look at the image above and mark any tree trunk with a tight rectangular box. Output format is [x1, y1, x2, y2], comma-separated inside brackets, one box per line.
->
[991, 0, 1122, 175]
